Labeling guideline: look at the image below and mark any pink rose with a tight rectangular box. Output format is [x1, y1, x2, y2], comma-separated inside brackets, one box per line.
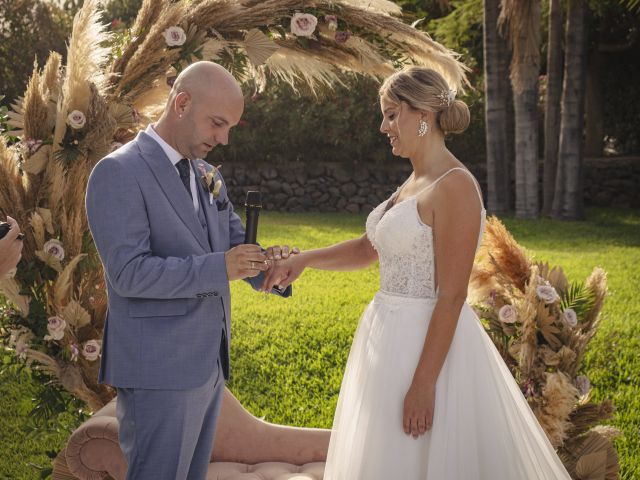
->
[67, 110, 86, 130]
[82, 340, 101, 361]
[562, 308, 578, 328]
[45, 316, 67, 341]
[44, 239, 65, 261]
[334, 31, 352, 44]
[291, 13, 318, 37]
[498, 304, 518, 324]
[163, 26, 186, 47]
[536, 285, 560, 304]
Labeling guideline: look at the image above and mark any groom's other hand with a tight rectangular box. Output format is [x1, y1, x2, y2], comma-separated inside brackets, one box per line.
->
[265, 245, 300, 261]
[225, 244, 269, 281]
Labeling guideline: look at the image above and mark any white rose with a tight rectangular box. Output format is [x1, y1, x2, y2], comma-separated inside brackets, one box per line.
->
[562, 308, 578, 328]
[67, 110, 86, 130]
[45, 316, 66, 341]
[44, 239, 65, 261]
[536, 285, 560, 304]
[498, 304, 518, 324]
[290, 13, 318, 37]
[163, 26, 187, 47]
[82, 340, 101, 361]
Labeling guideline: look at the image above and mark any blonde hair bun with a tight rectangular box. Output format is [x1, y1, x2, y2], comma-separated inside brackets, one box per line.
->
[379, 66, 470, 135]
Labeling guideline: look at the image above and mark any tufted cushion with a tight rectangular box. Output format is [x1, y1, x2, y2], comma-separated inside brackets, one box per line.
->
[207, 461, 325, 480]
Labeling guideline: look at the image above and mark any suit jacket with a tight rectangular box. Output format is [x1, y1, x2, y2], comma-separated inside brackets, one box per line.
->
[85, 131, 290, 390]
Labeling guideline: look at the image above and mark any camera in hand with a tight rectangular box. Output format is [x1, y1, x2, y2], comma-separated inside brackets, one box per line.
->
[0, 222, 25, 241]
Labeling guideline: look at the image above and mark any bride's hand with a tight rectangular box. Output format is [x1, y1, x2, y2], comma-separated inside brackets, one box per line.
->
[403, 380, 436, 438]
[260, 251, 306, 292]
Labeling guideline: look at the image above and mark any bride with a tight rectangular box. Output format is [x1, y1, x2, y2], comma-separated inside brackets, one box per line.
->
[262, 67, 571, 479]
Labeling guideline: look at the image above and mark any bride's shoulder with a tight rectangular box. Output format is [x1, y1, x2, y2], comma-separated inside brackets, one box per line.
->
[428, 167, 483, 212]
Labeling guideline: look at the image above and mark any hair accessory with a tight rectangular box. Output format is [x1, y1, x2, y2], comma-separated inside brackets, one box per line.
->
[436, 88, 457, 107]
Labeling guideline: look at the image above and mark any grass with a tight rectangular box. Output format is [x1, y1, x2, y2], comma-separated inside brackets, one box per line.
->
[1, 207, 638, 479]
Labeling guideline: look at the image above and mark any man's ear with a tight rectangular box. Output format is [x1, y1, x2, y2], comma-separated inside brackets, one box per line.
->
[174, 91, 192, 117]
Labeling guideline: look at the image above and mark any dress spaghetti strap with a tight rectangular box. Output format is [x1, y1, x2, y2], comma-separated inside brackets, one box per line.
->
[416, 167, 485, 211]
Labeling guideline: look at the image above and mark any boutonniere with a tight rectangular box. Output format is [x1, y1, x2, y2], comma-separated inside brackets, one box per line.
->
[196, 163, 223, 204]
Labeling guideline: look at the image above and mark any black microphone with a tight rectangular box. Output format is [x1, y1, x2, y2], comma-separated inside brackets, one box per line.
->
[244, 191, 262, 244]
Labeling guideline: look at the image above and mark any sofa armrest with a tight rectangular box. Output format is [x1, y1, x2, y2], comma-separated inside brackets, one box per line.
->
[64, 399, 127, 480]
[211, 389, 330, 465]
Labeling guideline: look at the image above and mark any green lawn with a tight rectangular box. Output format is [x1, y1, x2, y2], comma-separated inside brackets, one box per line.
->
[1, 207, 639, 479]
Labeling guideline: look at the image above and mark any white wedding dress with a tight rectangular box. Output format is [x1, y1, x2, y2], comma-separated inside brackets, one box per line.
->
[323, 168, 571, 479]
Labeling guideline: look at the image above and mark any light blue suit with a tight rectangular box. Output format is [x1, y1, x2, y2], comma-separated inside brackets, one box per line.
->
[85, 131, 290, 479]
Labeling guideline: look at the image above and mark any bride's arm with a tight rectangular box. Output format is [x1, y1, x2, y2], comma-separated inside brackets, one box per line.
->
[403, 173, 482, 438]
[259, 233, 377, 291]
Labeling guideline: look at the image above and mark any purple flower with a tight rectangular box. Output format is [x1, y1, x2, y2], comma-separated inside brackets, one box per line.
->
[45, 316, 66, 341]
[44, 239, 65, 261]
[536, 285, 560, 304]
[335, 31, 351, 44]
[82, 340, 101, 361]
[498, 304, 518, 324]
[562, 308, 578, 328]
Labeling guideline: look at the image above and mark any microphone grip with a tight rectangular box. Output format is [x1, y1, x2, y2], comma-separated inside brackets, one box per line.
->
[244, 207, 259, 244]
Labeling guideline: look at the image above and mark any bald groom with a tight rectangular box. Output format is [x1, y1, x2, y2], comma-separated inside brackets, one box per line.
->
[86, 62, 293, 480]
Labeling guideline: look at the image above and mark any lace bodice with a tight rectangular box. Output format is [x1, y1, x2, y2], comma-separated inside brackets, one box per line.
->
[365, 168, 486, 299]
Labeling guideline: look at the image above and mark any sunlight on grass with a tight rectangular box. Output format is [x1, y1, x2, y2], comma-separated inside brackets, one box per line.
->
[1, 208, 638, 478]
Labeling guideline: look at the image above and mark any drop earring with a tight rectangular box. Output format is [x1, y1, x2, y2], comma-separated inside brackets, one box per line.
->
[418, 119, 429, 137]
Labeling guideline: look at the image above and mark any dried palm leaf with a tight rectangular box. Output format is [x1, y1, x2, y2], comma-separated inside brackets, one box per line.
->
[62, 300, 92, 328]
[29, 211, 46, 250]
[242, 28, 280, 66]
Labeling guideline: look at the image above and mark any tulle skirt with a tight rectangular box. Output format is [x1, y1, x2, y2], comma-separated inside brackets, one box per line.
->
[323, 290, 571, 480]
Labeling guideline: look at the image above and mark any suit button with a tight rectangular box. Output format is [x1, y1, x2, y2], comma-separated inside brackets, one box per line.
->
[213, 291, 219, 297]
[196, 293, 203, 298]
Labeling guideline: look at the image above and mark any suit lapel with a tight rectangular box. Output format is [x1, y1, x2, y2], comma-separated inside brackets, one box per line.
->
[136, 132, 210, 252]
[194, 160, 220, 251]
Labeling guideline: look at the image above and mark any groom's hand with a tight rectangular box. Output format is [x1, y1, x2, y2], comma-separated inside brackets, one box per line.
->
[225, 244, 269, 281]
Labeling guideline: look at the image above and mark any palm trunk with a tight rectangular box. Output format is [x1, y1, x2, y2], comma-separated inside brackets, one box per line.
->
[511, 2, 541, 219]
[483, 0, 512, 214]
[542, 0, 564, 215]
[552, 0, 588, 220]
[584, 50, 605, 157]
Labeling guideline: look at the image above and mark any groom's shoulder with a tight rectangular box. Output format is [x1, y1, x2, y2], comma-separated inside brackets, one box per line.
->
[91, 136, 144, 175]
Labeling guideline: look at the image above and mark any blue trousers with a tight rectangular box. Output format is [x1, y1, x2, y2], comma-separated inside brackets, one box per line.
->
[116, 362, 223, 480]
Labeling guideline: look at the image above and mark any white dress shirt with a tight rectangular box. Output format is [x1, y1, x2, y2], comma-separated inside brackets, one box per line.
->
[145, 124, 200, 213]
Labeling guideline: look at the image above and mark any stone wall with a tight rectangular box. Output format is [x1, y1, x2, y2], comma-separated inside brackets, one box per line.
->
[221, 157, 640, 213]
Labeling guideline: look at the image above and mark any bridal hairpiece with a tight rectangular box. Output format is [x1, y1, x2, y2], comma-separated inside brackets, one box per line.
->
[436, 89, 457, 107]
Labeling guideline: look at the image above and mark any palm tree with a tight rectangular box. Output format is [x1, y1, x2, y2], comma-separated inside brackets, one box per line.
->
[483, 0, 511, 214]
[500, 0, 542, 218]
[552, 0, 588, 219]
[542, 0, 564, 215]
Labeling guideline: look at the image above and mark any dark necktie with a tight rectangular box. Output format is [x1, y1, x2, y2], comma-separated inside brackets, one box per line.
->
[176, 158, 192, 198]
